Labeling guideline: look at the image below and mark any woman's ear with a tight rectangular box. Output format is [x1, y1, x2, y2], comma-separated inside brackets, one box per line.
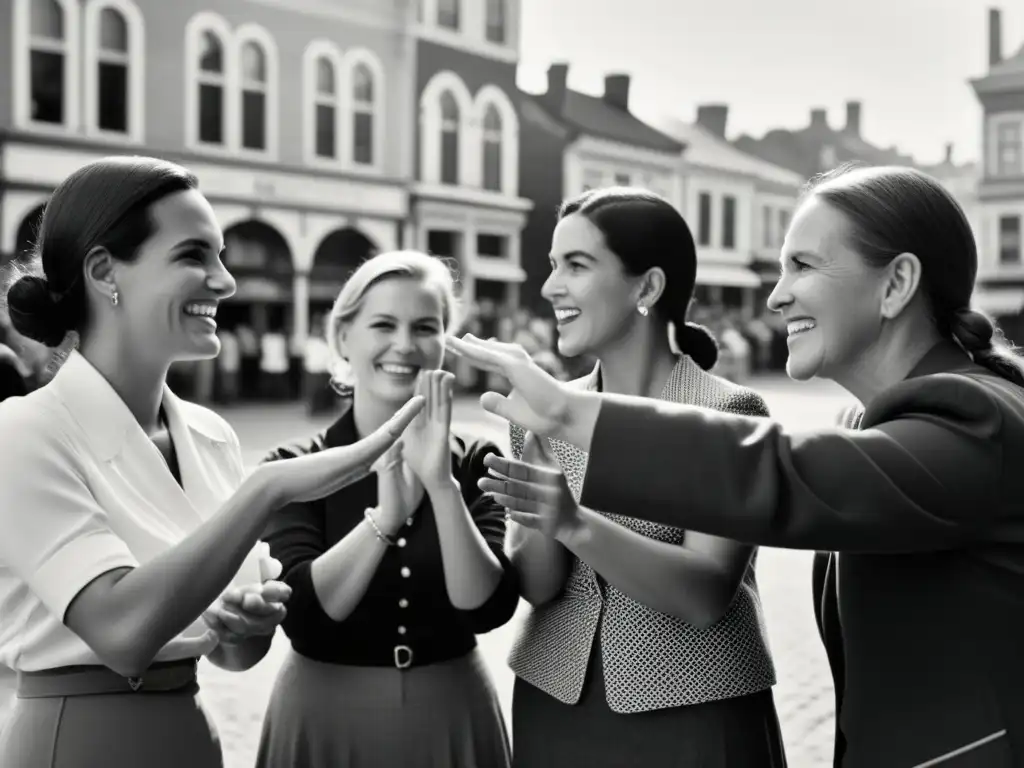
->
[83, 246, 118, 304]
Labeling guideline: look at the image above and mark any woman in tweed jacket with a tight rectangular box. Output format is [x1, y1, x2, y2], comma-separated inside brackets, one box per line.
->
[503, 187, 787, 767]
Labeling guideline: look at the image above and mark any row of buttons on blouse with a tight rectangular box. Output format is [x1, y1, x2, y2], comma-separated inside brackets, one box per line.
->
[395, 517, 415, 667]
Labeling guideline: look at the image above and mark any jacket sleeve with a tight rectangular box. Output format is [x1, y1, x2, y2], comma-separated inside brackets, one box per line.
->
[579, 373, 1008, 553]
[260, 439, 337, 638]
[452, 438, 521, 632]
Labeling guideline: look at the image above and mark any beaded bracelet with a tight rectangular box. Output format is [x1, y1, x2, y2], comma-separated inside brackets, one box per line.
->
[364, 508, 396, 546]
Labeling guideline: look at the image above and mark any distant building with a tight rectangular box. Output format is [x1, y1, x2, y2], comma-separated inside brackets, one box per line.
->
[733, 101, 915, 181]
[517, 63, 683, 313]
[970, 7, 1024, 343]
[658, 105, 804, 316]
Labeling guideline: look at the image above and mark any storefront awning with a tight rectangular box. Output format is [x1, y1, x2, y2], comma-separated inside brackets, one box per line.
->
[695, 263, 761, 289]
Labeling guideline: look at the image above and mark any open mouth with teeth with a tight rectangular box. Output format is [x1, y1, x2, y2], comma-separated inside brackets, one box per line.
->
[787, 319, 816, 338]
[183, 302, 218, 325]
[554, 308, 581, 325]
[377, 362, 419, 379]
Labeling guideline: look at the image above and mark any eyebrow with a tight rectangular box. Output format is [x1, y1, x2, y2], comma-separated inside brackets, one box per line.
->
[171, 237, 225, 253]
[369, 313, 440, 323]
[549, 250, 598, 262]
[779, 250, 820, 265]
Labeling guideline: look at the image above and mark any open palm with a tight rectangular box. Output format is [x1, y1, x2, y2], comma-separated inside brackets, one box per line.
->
[401, 370, 455, 488]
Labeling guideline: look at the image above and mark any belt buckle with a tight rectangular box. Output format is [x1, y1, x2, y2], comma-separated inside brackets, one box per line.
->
[127, 676, 143, 692]
[393, 645, 413, 669]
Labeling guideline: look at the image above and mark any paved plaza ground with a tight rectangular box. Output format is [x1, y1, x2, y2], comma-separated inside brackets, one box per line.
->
[198, 374, 854, 768]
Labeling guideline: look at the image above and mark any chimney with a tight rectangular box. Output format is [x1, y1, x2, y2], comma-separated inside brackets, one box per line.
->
[696, 104, 729, 138]
[844, 101, 861, 137]
[809, 108, 829, 130]
[989, 8, 1003, 67]
[544, 63, 568, 112]
[603, 74, 631, 111]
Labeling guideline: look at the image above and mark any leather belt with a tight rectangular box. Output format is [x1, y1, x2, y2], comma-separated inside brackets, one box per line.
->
[17, 658, 199, 698]
[296, 635, 474, 670]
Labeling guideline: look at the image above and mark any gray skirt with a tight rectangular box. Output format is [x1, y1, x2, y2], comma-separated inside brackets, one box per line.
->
[0, 661, 222, 768]
[256, 648, 511, 768]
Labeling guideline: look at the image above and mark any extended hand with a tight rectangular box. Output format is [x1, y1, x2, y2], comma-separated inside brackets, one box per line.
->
[401, 370, 456, 488]
[202, 580, 291, 646]
[374, 442, 424, 534]
[478, 452, 582, 543]
[270, 395, 425, 505]
[446, 334, 571, 440]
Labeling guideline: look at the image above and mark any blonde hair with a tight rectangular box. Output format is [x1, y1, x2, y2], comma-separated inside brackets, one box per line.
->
[326, 250, 460, 395]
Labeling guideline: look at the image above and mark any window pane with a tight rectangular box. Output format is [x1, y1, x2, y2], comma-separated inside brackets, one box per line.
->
[242, 90, 266, 149]
[486, 0, 506, 43]
[199, 32, 223, 73]
[483, 141, 502, 191]
[483, 105, 501, 132]
[353, 64, 373, 103]
[1000, 216, 1021, 265]
[99, 8, 128, 52]
[440, 91, 458, 122]
[723, 196, 736, 249]
[198, 83, 223, 143]
[698, 193, 711, 246]
[316, 104, 336, 158]
[98, 62, 127, 132]
[316, 57, 335, 95]
[441, 129, 459, 184]
[477, 234, 506, 258]
[438, 0, 460, 30]
[30, 50, 64, 124]
[353, 112, 373, 164]
[613, 173, 630, 186]
[31, 0, 63, 39]
[241, 42, 266, 84]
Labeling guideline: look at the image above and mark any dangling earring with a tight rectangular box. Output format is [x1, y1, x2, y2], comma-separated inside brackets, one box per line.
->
[636, 302, 648, 317]
[111, 289, 119, 307]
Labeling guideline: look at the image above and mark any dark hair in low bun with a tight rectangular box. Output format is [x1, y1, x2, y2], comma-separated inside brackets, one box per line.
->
[558, 187, 718, 370]
[5, 275, 69, 348]
[1, 156, 198, 347]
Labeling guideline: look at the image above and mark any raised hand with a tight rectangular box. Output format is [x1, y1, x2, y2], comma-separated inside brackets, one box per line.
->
[373, 440, 424, 535]
[202, 580, 291, 646]
[267, 395, 425, 505]
[401, 370, 456, 490]
[478, 452, 582, 543]
[446, 334, 570, 439]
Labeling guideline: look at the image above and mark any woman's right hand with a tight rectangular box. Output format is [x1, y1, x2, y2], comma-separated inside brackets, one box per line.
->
[264, 396, 425, 506]
[373, 442, 424, 535]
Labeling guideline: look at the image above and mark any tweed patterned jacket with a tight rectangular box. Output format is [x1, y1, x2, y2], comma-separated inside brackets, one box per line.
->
[507, 355, 777, 714]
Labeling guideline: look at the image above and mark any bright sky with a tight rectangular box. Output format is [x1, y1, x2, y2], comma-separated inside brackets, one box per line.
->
[517, 0, 1021, 166]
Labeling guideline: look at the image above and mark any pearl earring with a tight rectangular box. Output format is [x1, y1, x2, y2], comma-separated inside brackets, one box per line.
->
[111, 290, 119, 307]
[637, 302, 648, 317]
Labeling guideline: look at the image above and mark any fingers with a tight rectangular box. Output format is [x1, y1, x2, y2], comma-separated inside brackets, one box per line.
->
[434, 370, 453, 424]
[478, 474, 562, 506]
[483, 452, 563, 484]
[444, 335, 507, 373]
[505, 509, 544, 530]
[259, 580, 292, 604]
[345, 395, 425, 471]
[386, 395, 426, 438]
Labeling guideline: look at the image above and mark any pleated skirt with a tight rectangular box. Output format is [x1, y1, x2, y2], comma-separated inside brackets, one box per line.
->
[256, 648, 511, 768]
[512, 638, 788, 768]
[0, 681, 222, 768]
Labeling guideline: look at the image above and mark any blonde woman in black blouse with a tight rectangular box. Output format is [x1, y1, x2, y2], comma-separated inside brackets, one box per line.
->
[251, 250, 519, 768]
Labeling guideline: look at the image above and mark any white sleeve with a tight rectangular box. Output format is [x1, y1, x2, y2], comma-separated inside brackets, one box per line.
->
[0, 406, 138, 621]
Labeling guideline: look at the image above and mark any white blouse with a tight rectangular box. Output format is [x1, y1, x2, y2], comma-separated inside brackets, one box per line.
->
[0, 350, 268, 673]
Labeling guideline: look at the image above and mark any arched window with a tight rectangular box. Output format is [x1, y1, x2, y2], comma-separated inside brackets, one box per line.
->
[95, 9, 128, 131]
[440, 91, 460, 185]
[485, 0, 506, 44]
[83, 1, 144, 139]
[351, 63, 375, 165]
[197, 30, 226, 144]
[314, 56, 338, 159]
[28, 0, 67, 125]
[240, 40, 267, 151]
[482, 104, 502, 191]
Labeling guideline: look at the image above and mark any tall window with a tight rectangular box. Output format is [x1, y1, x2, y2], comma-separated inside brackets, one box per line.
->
[95, 8, 128, 132]
[437, 0, 460, 30]
[482, 104, 502, 191]
[352, 63, 375, 165]
[722, 195, 737, 249]
[762, 205, 772, 248]
[29, 0, 67, 124]
[996, 122, 1023, 177]
[240, 41, 267, 150]
[697, 192, 712, 246]
[440, 91, 459, 184]
[485, 0, 506, 43]
[197, 31, 225, 144]
[314, 56, 337, 159]
[1000, 215, 1021, 265]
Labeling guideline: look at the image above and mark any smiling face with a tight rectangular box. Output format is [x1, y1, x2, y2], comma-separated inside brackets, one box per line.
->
[541, 213, 643, 358]
[767, 196, 888, 382]
[110, 188, 234, 363]
[339, 276, 446, 406]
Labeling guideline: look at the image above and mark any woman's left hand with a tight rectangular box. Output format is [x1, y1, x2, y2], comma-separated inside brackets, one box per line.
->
[202, 580, 291, 646]
[401, 370, 456, 489]
[478, 453, 583, 543]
